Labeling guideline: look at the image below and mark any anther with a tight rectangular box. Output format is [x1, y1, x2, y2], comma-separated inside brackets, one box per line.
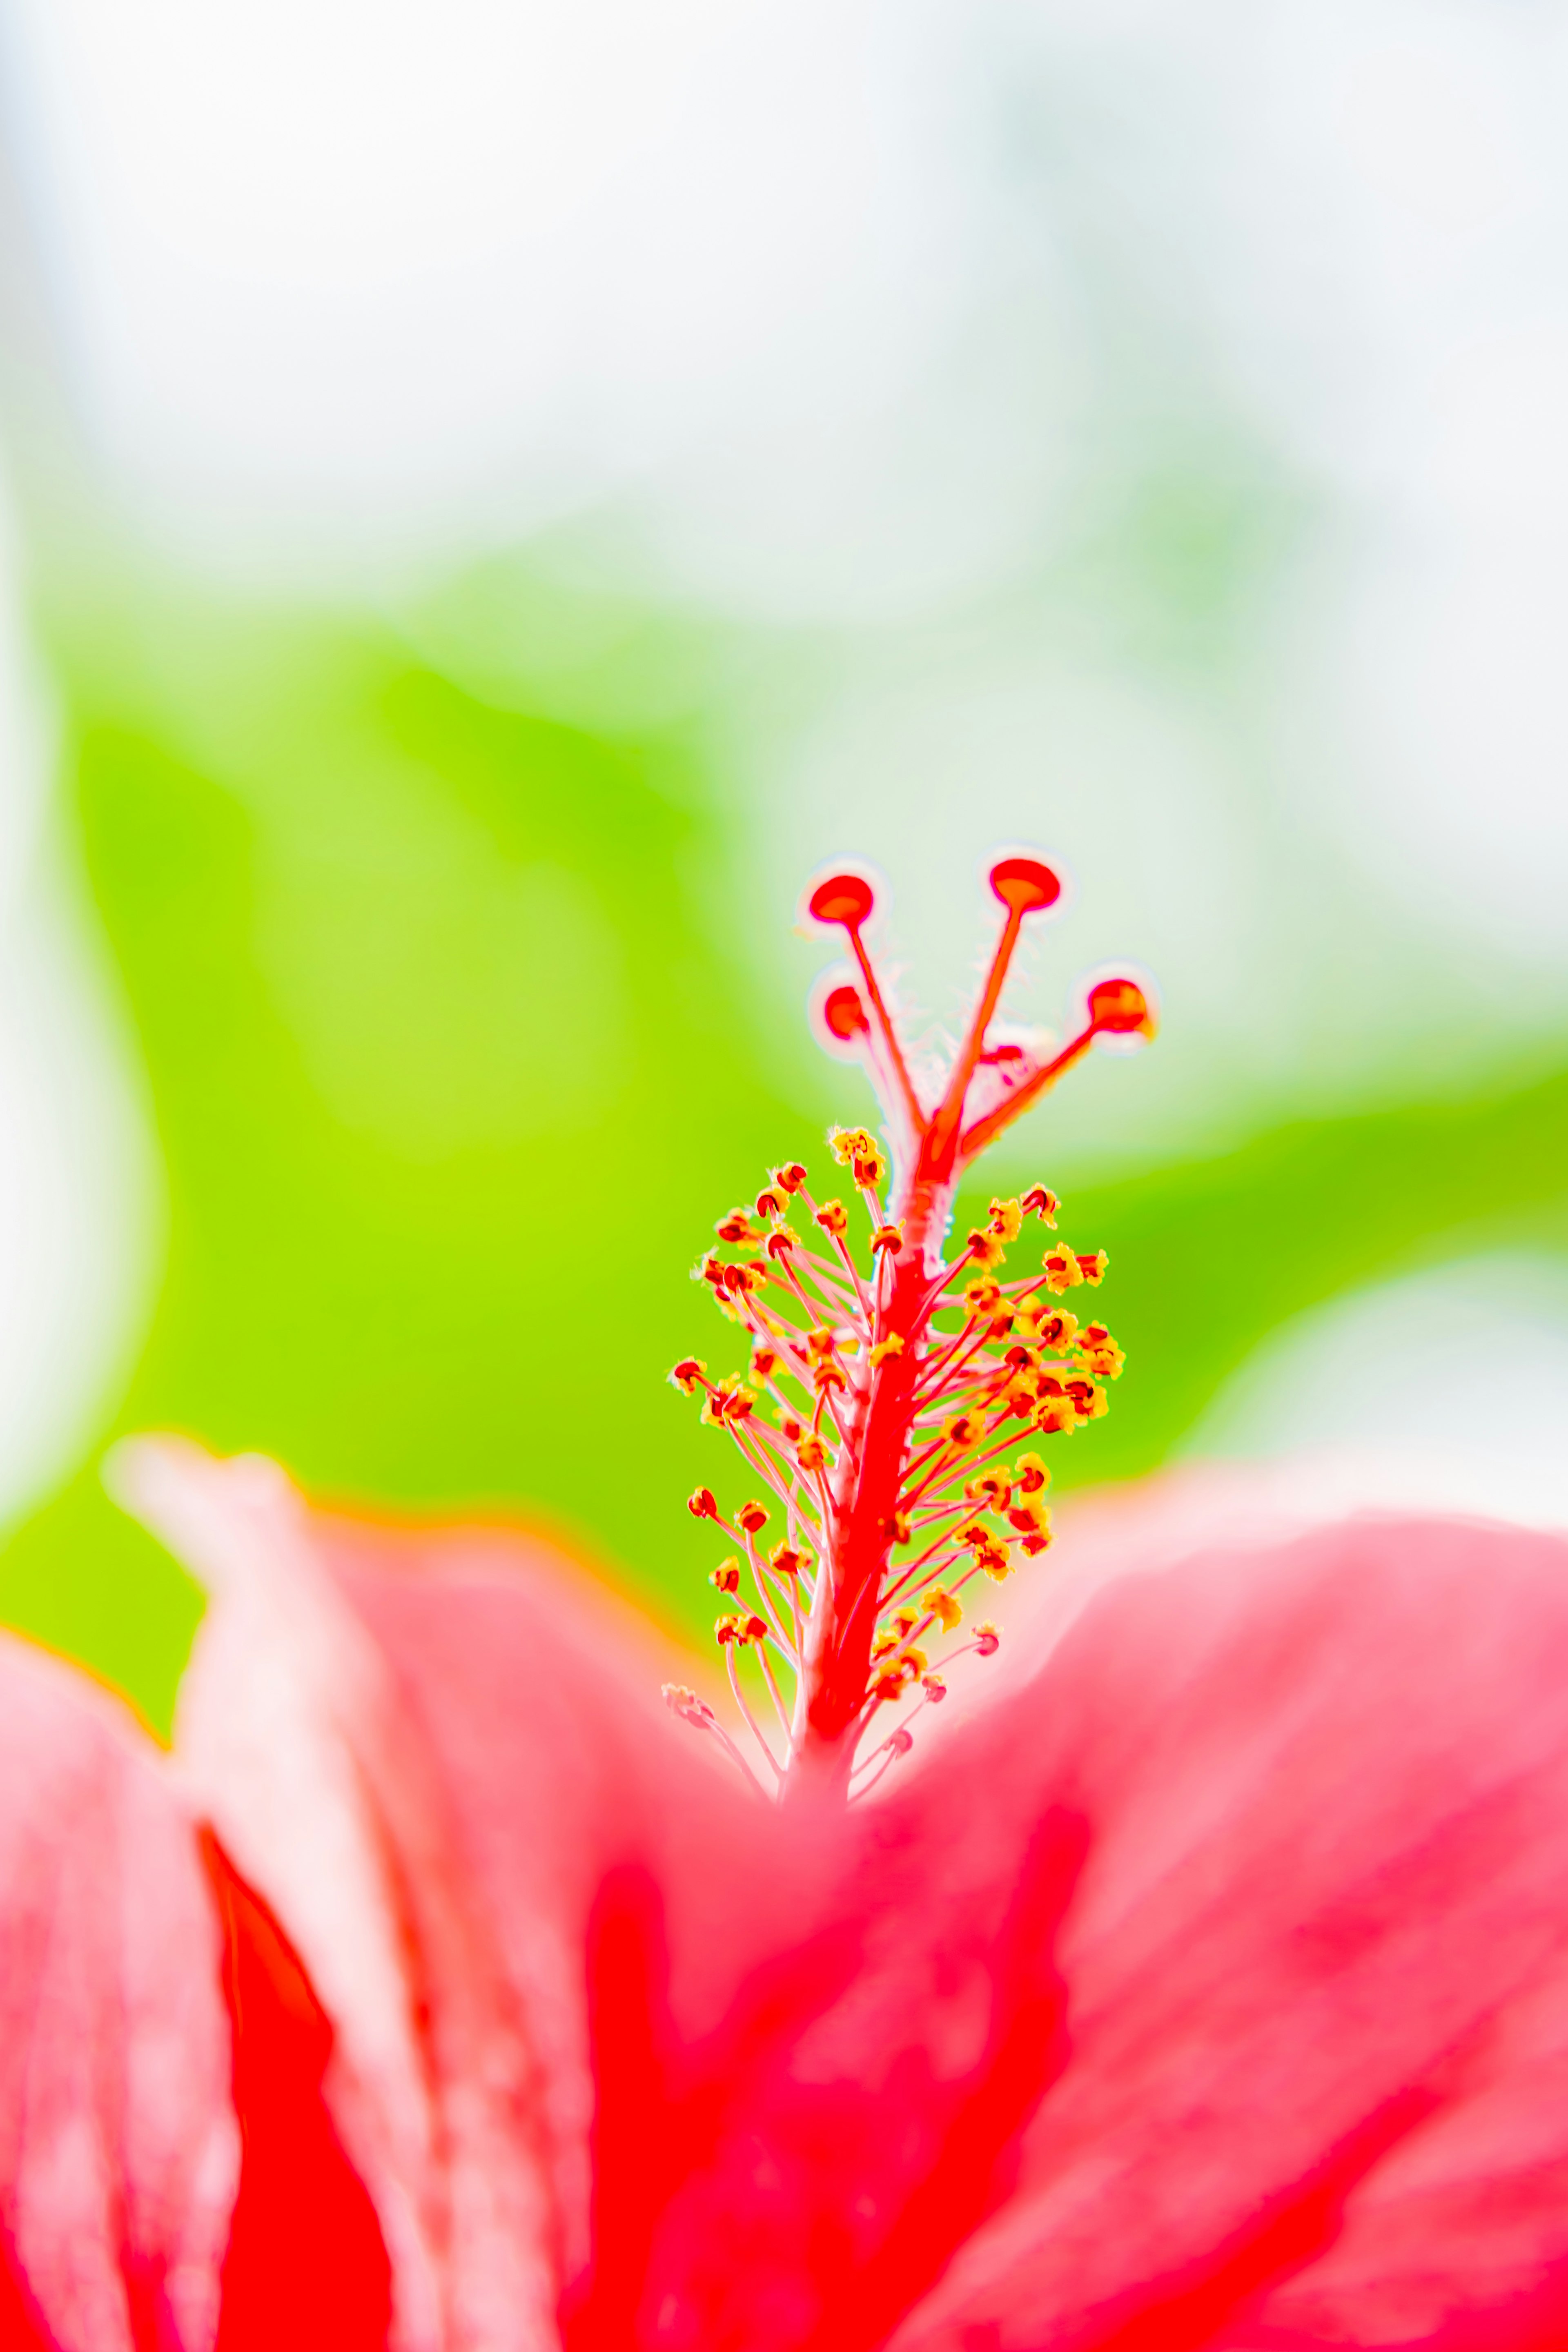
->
[737, 1500, 769, 1534]
[688, 1487, 719, 1520]
[710, 1559, 742, 1595]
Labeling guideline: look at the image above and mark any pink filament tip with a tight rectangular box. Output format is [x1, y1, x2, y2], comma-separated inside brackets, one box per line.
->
[810, 874, 876, 928]
[989, 856, 1061, 916]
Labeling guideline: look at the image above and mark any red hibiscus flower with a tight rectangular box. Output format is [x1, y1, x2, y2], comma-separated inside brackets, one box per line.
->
[4, 857, 1568, 2349]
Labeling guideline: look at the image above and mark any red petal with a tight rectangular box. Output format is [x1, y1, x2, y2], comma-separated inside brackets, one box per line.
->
[121, 1443, 1568, 2350]
[0, 1631, 235, 2351]
[205, 1832, 390, 2352]
[116, 1438, 772, 2351]
[886, 1506, 1568, 2348]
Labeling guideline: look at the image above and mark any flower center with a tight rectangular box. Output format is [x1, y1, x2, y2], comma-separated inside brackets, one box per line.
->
[663, 856, 1154, 1802]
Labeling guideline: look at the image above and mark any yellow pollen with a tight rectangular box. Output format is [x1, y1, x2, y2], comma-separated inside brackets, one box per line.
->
[1041, 1244, 1084, 1294]
[987, 1197, 1023, 1243]
[1014, 1450, 1050, 1494]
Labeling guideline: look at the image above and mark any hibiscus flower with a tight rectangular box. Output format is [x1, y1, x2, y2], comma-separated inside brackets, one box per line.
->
[4, 858, 1568, 2350]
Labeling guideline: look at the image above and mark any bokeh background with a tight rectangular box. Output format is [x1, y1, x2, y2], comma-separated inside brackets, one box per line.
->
[0, 0, 1564, 1734]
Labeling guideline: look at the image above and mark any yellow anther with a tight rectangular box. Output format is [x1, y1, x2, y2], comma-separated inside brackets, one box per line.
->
[852, 1149, 886, 1190]
[988, 1197, 1023, 1243]
[1026, 1307, 1078, 1350]
[710, 1558, 742, 1595]
[891, 1607, 923, 1637]
[869, 1334, 905, 1368]
[955, 1519, 991, 1550]
[963, 1277, 1005, 1316]
[1078, 1323, 1125, 1379]
[715, 1614, 744, 1646]
[1014, 1451, 1050, 1494]
[765, 1228, 798, 1260]
[775, 1163, 808, 1193]
[755, 1188, 784, 1221]
[1066, 1377, 1109, 1421]
[1035, 1394, 1077, 1435]
[740, 1612, 769, 1645]
[1076, 1250, 1109, 1285]
[797, 1433, 829, 1472]
[715, 1207, 760, 1244]
[1042, 1243, 1085, 1294]
[942, 1412, 987, 1451]
[769, 1541, 808, 1577]
[1020, 1186, 1059, 1227]
[815, 1199, 850, 1237]
[870, 1223, 903, 1254]
[964, 1473, 1013, 1513]
[927, 1588, 963, 1631]
[831, 1126, 877, 1165]
[890, 1510, 913, 1546]
[978, 1541, 1013, 1581]
[737, 1499, 769, 1535]
[751, 1345, 782, 1380]
[669, 1357, 707, 1394]
[806, 1326, 838, 1357]
[702, 1380, 757, 1428]
[1005, 1494, 1050, 1536]
[813, 1362, 846, 1392]
[967, 1227, 1007, 1272]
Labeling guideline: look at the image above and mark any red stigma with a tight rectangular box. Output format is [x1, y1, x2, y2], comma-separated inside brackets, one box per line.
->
[823, 985, 870, 1041]
[1088, 977, 1155, 1038]
[810, 874, 876, 929]
[989, 856, 1061, 915]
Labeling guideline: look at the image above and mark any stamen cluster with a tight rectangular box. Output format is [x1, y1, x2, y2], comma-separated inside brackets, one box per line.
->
[662, 856, 1153, 1803]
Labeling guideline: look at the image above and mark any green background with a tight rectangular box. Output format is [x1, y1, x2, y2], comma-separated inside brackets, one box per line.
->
[3, 570, 1565, 1736]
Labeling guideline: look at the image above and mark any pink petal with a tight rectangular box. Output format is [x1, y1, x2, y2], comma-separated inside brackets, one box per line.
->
[0, 1630, 236, 2352]
[122, 1439, 1568, 2350]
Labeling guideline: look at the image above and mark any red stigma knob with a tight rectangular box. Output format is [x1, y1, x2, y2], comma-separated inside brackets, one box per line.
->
[822, 984, 870, 1040]
[809, 873, 875, 928]
[1088, 977, 1154, 1036]
[989, 856, 1061, 915]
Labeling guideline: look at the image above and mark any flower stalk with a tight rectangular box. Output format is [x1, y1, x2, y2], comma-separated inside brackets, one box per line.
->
[666, 857, 1154, 1800]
